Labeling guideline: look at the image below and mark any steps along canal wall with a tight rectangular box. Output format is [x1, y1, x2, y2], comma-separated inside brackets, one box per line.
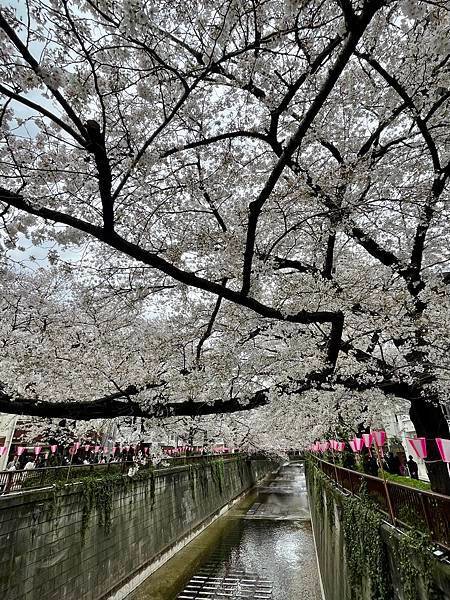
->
[306, 460, 450, 600]
[0, 456, 276, 600]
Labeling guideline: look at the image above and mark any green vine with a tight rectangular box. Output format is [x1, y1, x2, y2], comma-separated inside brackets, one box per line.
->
[342, 492, 392, 600]
[211, 459, 225, 494]
[306, 459, 437, 600]
[80, 473, 128, 537]
[395, 529, 432, 600]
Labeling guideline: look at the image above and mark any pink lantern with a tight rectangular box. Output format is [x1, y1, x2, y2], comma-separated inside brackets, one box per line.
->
[373, 430, 386, 447]
[16, 446, 25, 456]
[50, 445, 57, 454]
[406, 437, 427, 460]
[353, 437, 364, 452]
[362, 433, 373, 448]
[94, 445, 100, 453]
[349, 439, 357, 452]
[84, 444, 91, 452]
[436, 438, 450, 463]
[34, 446, 42, 455]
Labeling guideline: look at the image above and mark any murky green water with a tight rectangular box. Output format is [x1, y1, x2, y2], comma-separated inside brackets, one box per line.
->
[127, 462, 322, 600]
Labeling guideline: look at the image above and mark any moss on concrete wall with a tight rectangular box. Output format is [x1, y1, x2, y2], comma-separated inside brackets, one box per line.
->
[306, 461, 450, 600]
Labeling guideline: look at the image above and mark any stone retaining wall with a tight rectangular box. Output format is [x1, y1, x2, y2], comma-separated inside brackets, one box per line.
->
[306, 462, 450, 600]
[0, 457, 275, 600]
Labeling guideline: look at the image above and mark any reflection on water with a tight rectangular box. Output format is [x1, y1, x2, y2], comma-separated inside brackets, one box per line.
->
[127, 462, 321, 600]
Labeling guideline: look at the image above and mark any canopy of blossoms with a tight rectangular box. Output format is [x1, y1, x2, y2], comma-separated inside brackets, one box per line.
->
[0, 0, 449, 490]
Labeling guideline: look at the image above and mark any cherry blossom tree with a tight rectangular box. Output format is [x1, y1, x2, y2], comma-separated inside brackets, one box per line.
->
[1, 0, 450, 491]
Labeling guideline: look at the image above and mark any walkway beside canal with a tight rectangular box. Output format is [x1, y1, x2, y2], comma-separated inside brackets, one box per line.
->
[127, 462, 321, 600]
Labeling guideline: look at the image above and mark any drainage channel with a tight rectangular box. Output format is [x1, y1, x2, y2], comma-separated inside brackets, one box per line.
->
[127, 462, 321, 600]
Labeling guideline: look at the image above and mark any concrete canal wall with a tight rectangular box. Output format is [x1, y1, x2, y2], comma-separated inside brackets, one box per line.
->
[306, 461, 450, 600]
[0, 457, 276, 600]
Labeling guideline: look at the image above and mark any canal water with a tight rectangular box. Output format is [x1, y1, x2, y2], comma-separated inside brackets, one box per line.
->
[127, 462, 322, 600]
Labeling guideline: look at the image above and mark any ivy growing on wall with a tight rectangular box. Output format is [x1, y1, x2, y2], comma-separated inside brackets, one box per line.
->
[341, 492, 392, 600]
[211, 459, 225, 494]
[306, 460, 436, 600]
[395, 529, 432, 600]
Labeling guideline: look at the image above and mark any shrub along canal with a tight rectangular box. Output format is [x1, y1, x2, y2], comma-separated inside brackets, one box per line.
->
[126, 462, 322, 600]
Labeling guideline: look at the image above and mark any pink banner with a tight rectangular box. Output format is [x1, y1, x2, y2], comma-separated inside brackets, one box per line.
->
[436, 438, 450, 463]
[353, 437, 364, 452]
[94, 445, 100, 453]
[349, 439, 357, 452]
[34, 446, 42, 455]
[362, 433, 373, 448]
[16, 446, 25, 456]
[337, 442, 345, 452]
[50, 445, 57, 454]
[373, 430, 386, 447]
[406, 437, 427, 460]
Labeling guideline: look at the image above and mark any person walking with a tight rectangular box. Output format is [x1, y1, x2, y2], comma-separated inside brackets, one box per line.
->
[368, 455, 379, 476]
[407, 455, 419, 480]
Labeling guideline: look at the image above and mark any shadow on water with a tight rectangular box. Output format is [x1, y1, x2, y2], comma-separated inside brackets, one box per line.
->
[126, 462, 321, 600]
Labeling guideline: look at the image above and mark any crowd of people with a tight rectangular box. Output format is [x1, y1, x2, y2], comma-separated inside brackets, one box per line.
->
[342, 448, 420, 480]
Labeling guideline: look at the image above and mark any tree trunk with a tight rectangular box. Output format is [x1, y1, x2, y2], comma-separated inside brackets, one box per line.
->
[409, 395, 450, 495]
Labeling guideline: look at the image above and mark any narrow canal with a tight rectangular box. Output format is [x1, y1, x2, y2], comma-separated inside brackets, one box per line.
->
[127, 462, 322, 600]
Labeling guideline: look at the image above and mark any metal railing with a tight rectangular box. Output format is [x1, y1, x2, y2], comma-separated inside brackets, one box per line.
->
[0, 452, 243, 496]
[314, 457, 450, 550]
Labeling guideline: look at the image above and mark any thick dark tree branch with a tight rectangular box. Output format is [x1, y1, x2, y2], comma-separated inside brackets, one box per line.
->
[0, 364, 419, 421]
[84, 120, 114, 233]
[0, 386, 269, 420]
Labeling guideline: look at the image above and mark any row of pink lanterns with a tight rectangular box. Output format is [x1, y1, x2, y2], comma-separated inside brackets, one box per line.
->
[0, 443, 144, 457]
[309, 431, 450, 464]
[0, 443, 226, 458]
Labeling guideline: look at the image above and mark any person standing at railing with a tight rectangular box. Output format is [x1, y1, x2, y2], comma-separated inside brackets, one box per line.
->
[407, 455, 419, 480]
[6, 457, 18, 471]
